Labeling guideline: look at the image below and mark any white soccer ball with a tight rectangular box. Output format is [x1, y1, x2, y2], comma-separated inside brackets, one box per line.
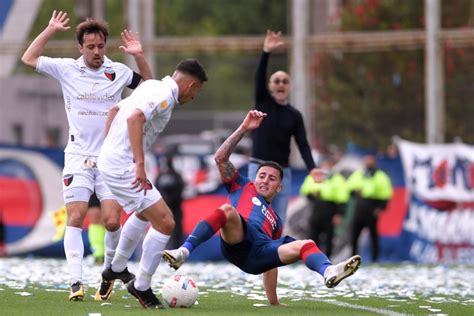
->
[161, 275, 199, 308]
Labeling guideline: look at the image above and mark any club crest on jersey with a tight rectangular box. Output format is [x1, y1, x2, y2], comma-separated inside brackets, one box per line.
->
[104, 68, 116, 81]
[252, 197, 262, 206]
[63, 174, 74, 187]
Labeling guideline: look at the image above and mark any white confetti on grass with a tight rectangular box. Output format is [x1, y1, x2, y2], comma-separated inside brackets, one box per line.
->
[253, 303, 269, 307]
[1, 257, 474, 309]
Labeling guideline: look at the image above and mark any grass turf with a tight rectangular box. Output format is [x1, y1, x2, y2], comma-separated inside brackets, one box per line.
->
[1, 285, 473, 316]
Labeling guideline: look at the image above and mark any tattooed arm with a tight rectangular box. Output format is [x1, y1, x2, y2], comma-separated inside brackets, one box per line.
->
[215, 110, 267, 182]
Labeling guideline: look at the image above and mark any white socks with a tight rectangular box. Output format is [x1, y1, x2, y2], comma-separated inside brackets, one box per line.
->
[111, 213, 148, 273]
[103, 227, 121, 269]
[64, 226, 84, 285]
[134, 228, 170, 291]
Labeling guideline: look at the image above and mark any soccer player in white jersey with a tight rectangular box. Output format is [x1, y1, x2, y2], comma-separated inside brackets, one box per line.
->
[21, 10, 152, 301]
[97, 59, 207, 309]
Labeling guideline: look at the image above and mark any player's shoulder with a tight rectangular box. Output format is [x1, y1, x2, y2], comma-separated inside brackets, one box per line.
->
[108, 61, 132, 72]
[102, 56, 131, 72]
[138, 78, 164, 91]
[40, 56, 76, 65]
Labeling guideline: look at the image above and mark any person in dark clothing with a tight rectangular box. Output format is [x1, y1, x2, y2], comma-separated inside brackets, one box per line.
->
[248, 30, 321, 225]
[347, 154, 393, 262]
[300, 159, 349, 258]
[155, 152, 185, 249]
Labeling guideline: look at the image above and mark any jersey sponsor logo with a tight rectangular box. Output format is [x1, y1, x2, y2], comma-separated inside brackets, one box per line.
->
[76, 93, 115, 102]
[252, 197, 262, 206]
[160, 100, 168, 109]
[104, 68, 116, 81]
[63, 174, 74, 187]
[261, 204, 277, 230]
[77, 110, 108, 116]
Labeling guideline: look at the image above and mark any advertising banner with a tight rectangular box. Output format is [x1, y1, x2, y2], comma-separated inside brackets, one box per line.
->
[398, 139, 474, 263]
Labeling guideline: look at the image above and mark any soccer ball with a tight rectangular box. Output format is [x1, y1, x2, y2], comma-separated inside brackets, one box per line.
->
[161, 275, 199, 308]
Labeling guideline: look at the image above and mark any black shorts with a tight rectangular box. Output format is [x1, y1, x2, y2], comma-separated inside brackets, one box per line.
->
[88, 192, 100, 208]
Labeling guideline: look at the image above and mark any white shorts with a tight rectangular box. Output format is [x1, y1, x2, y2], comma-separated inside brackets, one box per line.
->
[99, 166, 162, 214]
[62, 153, 114, 203]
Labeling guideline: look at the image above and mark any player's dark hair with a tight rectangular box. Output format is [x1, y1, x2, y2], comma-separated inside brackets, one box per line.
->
[257, 161, 284, 181]
[176, 59, 208, 83]
[75, 18, 109, 45]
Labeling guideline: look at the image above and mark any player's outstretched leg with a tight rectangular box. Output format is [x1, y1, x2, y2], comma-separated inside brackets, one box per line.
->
[324, 255, 361, 288]
[163, 207, 226, 270]
[162, 247, 190, 270]
[127, 280, 164, 309]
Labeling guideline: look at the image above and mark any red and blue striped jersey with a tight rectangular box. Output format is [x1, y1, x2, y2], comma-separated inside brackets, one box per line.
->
[223, 170, 283, 240]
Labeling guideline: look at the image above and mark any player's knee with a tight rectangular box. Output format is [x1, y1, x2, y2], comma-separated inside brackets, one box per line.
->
[219, 204, 236, 217]
[301, 239, 315, 245]
[66, 210, 85, 227]
[158, 213, 175, 235]
[293, 239, 315, 254]
[300, 239, 317, 249]
[103, 217, 120, 232]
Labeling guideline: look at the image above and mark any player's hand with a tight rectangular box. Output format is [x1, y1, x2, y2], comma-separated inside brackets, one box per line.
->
[132, 164, 152, 195]
[263, 29, 284, 53]
[48, 10, 70, 32]
[241, 110, 267, 131]
[119, 30, 144, 56]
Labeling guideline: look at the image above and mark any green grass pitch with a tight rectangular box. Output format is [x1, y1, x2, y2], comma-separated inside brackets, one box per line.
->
[1, 258, 473, 315]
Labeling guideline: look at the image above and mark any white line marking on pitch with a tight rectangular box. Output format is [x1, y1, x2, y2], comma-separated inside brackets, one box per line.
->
[310, 298, 407, 316]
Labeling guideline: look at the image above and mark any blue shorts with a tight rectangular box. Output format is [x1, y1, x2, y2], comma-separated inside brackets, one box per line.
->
[220, 216, 295, 275]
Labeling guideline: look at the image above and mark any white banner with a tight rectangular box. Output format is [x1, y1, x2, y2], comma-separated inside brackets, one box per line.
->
[397, 139, 474, 202]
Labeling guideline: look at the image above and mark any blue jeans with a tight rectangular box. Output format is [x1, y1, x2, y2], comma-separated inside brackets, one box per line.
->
[248, 162, 291, 225]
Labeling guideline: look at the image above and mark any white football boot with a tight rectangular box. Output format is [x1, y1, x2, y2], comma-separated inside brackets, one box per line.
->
[162, 247, 190, 270]
[324, 255, 361, 288]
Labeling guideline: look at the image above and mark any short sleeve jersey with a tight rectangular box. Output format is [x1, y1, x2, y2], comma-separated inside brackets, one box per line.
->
[224, 171, 283, 240]
[99, 76, 179, 172]
[37, 55, 134, 156]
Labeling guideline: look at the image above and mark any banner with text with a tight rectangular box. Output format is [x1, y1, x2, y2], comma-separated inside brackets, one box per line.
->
[397, 139, 474, 263]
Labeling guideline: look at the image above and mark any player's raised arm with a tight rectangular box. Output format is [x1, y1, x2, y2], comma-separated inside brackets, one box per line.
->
[119, 29, 153, 81]
[214, 110, 267, 182]
[21, 10, 70, 68]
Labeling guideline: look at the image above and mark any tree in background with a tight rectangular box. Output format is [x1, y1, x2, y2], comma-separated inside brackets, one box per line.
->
[19, 0, 474, 145]
[314, 0, 474, 152]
